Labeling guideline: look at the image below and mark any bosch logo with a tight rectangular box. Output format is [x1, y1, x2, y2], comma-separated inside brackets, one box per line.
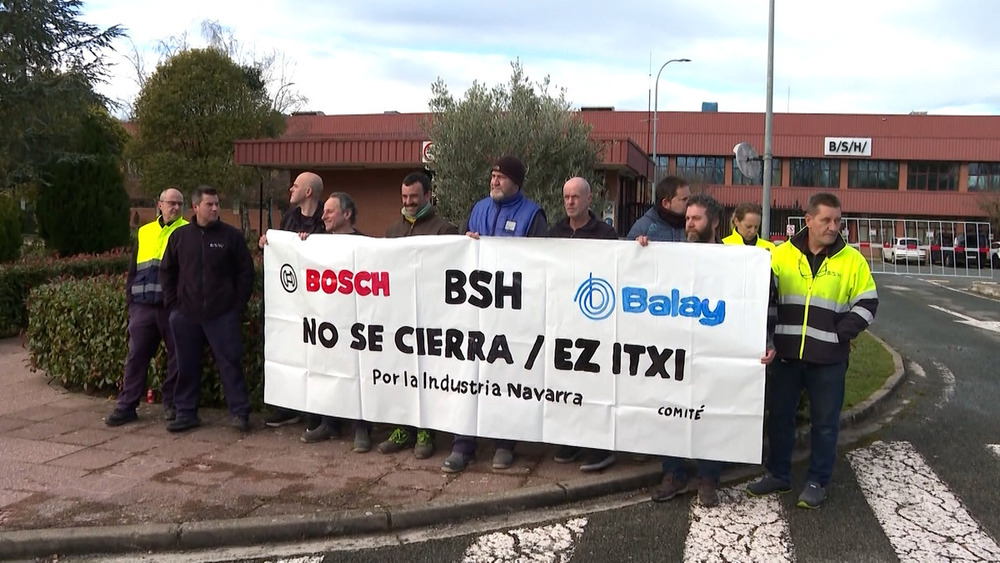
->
[574, 273, 615, 320]
[279, 264, 297, 293]
[305, 268, 390, 296]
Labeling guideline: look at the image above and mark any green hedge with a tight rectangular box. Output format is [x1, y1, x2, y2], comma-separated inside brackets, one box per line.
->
[27, 274, 265, 410]
[0, 250, 130, 337]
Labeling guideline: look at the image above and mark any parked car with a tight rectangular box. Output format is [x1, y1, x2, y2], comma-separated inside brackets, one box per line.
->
[881, 237, 925, 264]
[990, 241, 999, 268]
[954, 233, 990, 268]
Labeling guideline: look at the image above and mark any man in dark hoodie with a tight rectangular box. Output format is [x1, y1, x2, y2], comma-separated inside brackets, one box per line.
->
[161, 185, 255, 433]
[626, 175, 690, 243]
[259, 171, 326, 429]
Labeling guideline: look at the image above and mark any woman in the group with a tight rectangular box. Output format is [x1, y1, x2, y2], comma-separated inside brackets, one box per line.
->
[722, 202, 776, 250]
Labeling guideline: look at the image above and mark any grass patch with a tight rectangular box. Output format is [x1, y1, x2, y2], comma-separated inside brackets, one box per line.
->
[844, 330, 896, 409]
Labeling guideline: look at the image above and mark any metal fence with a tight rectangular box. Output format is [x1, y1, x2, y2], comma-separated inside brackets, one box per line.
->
[785, 217, 996, 278]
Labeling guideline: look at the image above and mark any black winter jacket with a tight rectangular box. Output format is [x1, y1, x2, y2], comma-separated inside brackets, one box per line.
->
[161, 218, 254, 322]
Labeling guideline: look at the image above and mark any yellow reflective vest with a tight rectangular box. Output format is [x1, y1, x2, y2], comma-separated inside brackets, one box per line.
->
[722, 229, 776, 251]
[770, 230, 878, 364]
[129, 216, 188, 304]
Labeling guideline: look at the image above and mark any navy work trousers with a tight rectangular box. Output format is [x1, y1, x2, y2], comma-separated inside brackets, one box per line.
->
[169, 309, 250, 419]
[118, 303, 178, 411]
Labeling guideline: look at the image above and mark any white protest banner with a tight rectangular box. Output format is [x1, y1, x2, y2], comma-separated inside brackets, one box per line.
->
[263, 230, 770, 464]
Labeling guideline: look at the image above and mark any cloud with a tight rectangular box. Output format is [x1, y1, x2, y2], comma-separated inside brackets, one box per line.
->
[84, 0, 1000, 118]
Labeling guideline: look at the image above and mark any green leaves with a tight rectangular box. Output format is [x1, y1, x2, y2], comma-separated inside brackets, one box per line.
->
[0, 0, 123, 191]
[27, 274, 267, 410]
[129, 48, 285, 201]
[426, 60, 606, 226]
[0, 249, 130, 337]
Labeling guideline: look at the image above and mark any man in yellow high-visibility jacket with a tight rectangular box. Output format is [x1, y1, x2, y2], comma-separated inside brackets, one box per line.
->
[105, 188, 188, 426]
[746, 192, 878, 509]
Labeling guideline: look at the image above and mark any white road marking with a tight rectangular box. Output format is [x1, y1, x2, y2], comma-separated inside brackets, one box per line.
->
[928, 304, 1000, 334]
[988, 445, 1000, 460]
[266, 558, 324, 563]
[683, 488, 794, 563]
[885, 285, 912, 291]
[921, 278, 999, 303]
[462, 518, 587, 563]
[848, 441, 1000, 562]
[908, 361, 926, 378]
[932, 360, 956, 409]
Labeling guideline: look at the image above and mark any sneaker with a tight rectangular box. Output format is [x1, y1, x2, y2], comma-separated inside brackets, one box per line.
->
[353, 426, 372, 453]
[579, 451, 616, 472]
[105, 408, 138, 427]
[413, 429, 435, 459]
[166, 415, 201, 433]
[442, 451, 473, 473]
[651, 474, 690, 502]
[162, 405, 176, 421]
[264, 409, 301, 428]
[492, 447, 514, 469]
[553, 445, 583, 463]
[300, 420, 339, 443]
[377, 427, 411, 454]
[797, 481, 826, 509]
[698, 477, 720, 507]
[746, 473, 792, 497]
[230, 415, 250, 432]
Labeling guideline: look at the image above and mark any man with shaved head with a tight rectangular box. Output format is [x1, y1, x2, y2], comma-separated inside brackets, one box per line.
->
[548, 177, 619, 472]
[260, 171, 328, 428]
[105, 188, 189, 427]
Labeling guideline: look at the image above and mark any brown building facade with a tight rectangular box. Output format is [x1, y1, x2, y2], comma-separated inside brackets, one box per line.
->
[233, 110, 1000, 239]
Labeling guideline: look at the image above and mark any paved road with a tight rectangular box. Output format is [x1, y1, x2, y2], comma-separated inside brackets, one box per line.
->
[67, 274, 1000, 563]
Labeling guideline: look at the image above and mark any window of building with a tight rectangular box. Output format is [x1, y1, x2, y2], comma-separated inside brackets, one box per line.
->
[847, 160, 899, 190]
[733, 157, 782, 186]
[968, 162, 1000, 192]
[790, 158, 840, 188]
[907, 161, 958, 191]
[676, 156, 725, 184]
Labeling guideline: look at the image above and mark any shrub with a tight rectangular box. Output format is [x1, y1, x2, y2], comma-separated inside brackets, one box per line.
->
[0, 194, 22, 262]
[35, 110, 131, 256]
[0, 249, 130, 337]
[27, 274, 265, 409]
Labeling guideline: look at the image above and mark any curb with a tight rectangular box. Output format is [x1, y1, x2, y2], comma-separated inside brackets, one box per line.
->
[0, 335, 907, 560]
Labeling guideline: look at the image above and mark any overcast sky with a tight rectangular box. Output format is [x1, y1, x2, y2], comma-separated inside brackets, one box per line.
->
[83, 0, 1000, 117]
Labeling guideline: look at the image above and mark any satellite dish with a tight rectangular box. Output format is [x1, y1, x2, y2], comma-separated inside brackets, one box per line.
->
[733, 142, 762, 180]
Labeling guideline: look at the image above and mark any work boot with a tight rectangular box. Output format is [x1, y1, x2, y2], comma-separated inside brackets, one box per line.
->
[579, 450, 616, 472]
[377, 427, 411, 454]
[353, 426, 372, 453]
[797, 481, 827, 509]
[746, 473, 792, 497]
[263, 409, 300, 428]
[166, 415, 201, 433]
[413, 429, 435, 459]
[442, 451, 473, 473]
[553, 445, 583, 463]
[698, 477, 720, 507]
[104, 408, 138, 427]
[651, 474, 690, 502]
[492, 447, 514, 469]
[300, 419, 339, 443]
[230, 415, 250, 432]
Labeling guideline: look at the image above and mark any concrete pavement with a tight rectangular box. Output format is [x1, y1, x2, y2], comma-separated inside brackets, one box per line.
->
[0, 335, 904, 559]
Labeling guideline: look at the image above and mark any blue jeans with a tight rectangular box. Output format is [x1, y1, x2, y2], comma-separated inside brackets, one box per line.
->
[661, 457, 722, 482]
[765, 359, 847, 487]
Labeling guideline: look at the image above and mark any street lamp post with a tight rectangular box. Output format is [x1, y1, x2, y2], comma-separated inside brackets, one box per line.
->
[651, 57, 690, 201]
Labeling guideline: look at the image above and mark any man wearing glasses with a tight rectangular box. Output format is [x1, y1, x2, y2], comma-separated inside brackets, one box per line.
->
[747, 192, 878, 509]
[105, 188, 188, 427]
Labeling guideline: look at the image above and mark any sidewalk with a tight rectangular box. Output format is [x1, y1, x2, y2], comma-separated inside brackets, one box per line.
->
[0, 335, 905, 558]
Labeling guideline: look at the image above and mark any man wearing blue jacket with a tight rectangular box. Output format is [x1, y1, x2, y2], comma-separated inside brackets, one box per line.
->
[443, 156, 546, 473]
[161, 185, 255, 433]
[626, 175, 690, 243]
